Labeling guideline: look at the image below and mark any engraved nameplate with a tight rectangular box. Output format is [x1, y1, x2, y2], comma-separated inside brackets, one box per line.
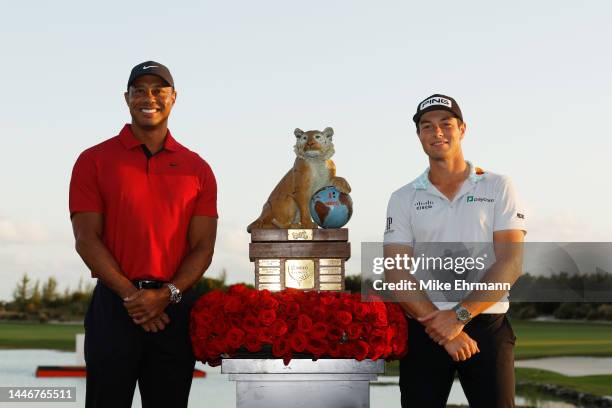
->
[320, 259, 342, 266]
[259, 267, 281, 275]
[259, 275, 281, 283]
[287, 229, 313, 241]
[285, 259, 315, 289]
[258, 283, 282, 291]
[319, 275, 342, 283]
[319, 266, 342, 275]
[319, 283, 342, 291]
[259, 259, 281, 267]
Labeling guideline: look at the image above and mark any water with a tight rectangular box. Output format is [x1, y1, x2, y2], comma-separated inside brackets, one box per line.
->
[0, 350, 602, 407]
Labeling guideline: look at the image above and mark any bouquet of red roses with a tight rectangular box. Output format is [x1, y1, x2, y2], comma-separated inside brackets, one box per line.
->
[190, 284, 408, 366]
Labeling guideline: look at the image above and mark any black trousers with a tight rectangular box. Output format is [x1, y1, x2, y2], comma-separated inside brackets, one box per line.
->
[84, 282, 196, 408]
[399, 314, 516, 408]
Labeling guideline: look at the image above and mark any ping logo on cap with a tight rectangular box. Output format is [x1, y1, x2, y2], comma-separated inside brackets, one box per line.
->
[420, 96, 452, 111]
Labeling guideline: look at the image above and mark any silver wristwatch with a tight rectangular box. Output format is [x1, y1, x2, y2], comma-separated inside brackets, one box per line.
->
[452, 304, 472, 324]
[166, 283, 182, 304]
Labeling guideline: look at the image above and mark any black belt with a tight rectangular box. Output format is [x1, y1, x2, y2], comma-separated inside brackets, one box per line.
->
[132, 280, 166, 289]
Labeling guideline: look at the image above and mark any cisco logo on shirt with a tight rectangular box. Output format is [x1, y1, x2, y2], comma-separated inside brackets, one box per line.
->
[414, 200, 434, 211]
[466, 196, 494, 203]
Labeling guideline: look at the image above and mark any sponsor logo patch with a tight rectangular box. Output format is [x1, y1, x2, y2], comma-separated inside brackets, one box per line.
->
[420, 97, 452, 111]
[467, 195, 494, 203]
[414, 200, 434, 211]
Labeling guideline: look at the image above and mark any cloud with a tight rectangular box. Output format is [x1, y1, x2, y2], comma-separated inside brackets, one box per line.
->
[525, 209, 612, 242]
[0, 217, 54, 244]
[208, 220, 254, 284]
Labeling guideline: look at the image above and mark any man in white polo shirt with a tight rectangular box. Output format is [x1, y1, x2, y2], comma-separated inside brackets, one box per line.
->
[383, 94, 526, 407]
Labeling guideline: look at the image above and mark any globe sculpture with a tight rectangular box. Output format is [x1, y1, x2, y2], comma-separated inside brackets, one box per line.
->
[309, 186, 353, 229]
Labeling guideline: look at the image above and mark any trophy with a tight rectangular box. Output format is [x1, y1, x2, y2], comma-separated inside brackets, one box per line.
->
[246, 127, 353, 291]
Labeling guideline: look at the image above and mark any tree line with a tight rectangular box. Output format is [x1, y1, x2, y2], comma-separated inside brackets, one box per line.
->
[0, 271, 233, 322]
[1, 272, 610, 322]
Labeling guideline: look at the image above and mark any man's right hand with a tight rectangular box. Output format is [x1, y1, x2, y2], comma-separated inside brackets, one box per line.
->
[443, 331, 480, 362]
[139, 312, 171, 333]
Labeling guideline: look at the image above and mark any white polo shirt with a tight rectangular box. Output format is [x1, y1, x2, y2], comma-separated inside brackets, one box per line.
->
[383, 161, 527, 314]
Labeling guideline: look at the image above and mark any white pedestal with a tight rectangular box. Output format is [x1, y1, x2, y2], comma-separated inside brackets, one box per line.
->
[222, 358, 385, 408]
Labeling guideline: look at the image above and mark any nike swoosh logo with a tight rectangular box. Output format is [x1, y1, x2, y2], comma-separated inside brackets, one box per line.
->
[142, 65, 158, 70]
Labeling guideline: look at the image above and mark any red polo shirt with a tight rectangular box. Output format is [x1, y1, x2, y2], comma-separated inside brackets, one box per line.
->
[69, 124, 218, 281]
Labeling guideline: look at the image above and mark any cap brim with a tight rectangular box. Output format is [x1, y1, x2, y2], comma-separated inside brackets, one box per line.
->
[413, 106, 461, 124]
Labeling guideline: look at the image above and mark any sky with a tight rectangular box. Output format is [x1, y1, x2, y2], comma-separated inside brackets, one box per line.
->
[1, 1, 611, 300]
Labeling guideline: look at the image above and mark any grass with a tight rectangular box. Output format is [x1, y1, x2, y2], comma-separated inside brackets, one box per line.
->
[512, 319, 612, 359]
[0, 321, 83, 351]
[516, 367, 612, 397]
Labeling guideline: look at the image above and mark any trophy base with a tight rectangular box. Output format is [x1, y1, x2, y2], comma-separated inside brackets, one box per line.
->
[249, 229, 350, 291]
[222, 358, 384, 408]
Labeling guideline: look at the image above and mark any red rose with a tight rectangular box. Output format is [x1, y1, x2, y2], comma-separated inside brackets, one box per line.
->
[259, 309, 276, 326]
[289, 332, 307, 352]
[354, 340, 369, 361]
[259, 292, 279, 309]
[328, 341, 342, 358]
[334, 311, 353, 327]
[327, 326, 344, 342]
[244, 333, 263, 352]
[347, 323, 362, 340]
[353, 303, 369, 320]
[297, 314, 313, 332]
[284, 302, 300, 318]
[257, 329, 273, 344]
[208, 357, 222, 367]
[224, 296, 243, 314]
[242, 315, 260, 334]
[306, 338, 329, 359]
[225, 327, 245, 349]
[282, 352, 293, 366]
[311, 306, 326, 321]
[310, 322, 329, 340]
[370, 343, 386, 361]
[228, 284, 249, 296]
[212, 318, 229, 335]
[271, 319, 288, 337]
[272, 337, 290, 357]
[319, 294, 334, 306]
[202, 289, 224, 305]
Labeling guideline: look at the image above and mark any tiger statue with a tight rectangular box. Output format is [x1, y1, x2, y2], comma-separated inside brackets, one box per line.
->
[247, 127, 351, 232]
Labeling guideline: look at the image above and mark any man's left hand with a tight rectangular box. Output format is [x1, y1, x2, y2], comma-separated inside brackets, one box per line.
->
[124, 289, 170, 325]
[418, 310, 464, 345]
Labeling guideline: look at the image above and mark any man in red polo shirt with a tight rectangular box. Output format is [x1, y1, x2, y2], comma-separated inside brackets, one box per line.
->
[69, 61, 217, 408]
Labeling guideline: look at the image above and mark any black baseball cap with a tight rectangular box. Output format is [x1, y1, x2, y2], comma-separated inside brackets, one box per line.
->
[413, 94, 463, 126]
[127, 61, 174, 90]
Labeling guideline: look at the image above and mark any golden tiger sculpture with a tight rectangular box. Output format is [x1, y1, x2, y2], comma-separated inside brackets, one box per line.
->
[247, 127, 351, 232]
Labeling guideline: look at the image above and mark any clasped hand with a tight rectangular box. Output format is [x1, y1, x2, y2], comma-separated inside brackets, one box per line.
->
[124, 289, 171, 333]
[418, 310, 480, 361]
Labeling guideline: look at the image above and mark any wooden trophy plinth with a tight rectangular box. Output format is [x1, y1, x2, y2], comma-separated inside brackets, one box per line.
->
[249, 229, 350, 291]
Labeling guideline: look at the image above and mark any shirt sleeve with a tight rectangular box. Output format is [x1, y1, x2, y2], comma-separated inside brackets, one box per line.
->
[194, 159, 218, 218]
[383, 191, 414, 246]
[493, 175, 527, 233]
[69, 151, 104, 217]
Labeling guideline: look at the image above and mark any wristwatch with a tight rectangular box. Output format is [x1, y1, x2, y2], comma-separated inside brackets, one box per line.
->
[165, 283, 182, 304]
[452, 304, 472, 324]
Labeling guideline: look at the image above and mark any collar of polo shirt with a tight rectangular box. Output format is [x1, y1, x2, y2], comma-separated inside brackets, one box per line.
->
[413, 161, 485, 191]
[118, 124, 181, 152]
